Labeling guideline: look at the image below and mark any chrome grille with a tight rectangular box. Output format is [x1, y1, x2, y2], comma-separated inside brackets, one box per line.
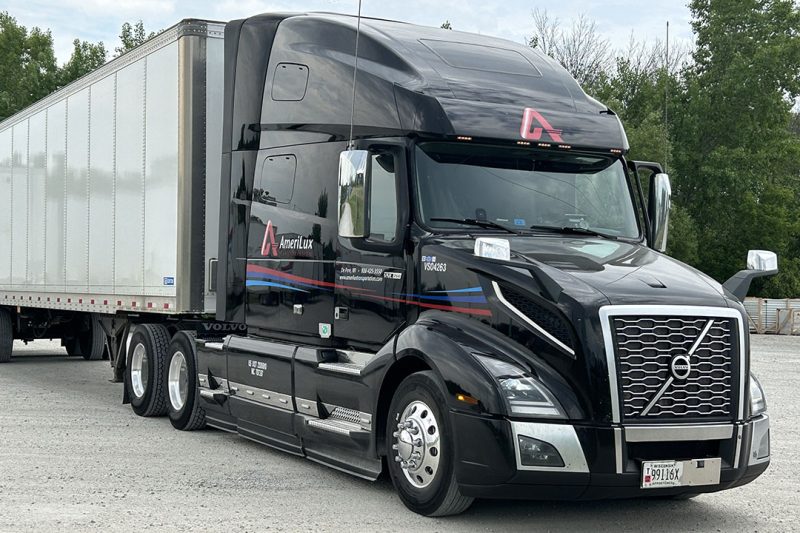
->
[613, 316, 735, 420]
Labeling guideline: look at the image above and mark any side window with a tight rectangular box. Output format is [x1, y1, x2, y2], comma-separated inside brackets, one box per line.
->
[369, 152, 398, 243]
[255, 154, 296, 205]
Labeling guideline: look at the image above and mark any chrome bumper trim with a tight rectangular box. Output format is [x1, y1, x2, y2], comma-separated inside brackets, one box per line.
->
[748, 414, 770, 466]
[625, 424, 733, 443]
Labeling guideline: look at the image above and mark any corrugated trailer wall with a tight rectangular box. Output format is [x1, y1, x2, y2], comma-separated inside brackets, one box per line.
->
[0, 20, 224, 315]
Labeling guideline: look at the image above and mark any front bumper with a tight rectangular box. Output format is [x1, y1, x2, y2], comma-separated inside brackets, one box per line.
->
[452, 411, 770, 500]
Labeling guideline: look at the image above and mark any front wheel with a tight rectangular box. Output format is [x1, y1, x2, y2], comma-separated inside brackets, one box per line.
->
[386, 371, 474, 516]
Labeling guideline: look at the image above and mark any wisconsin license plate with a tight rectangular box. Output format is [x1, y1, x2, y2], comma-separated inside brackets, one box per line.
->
[641, 460, 684, 488]
[641, 458, 722, 489]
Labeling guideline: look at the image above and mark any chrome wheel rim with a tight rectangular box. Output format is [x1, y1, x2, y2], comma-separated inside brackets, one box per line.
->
[130, 343, 149, 399]
[168, 351, 188, 411]
[392, 400, 441, 488]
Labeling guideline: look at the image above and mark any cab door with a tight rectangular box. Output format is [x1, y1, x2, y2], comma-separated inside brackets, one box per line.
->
[333, 145, 409, 349]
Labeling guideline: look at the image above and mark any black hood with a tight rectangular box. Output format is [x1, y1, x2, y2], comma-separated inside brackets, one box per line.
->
[446, 236, 730, 308]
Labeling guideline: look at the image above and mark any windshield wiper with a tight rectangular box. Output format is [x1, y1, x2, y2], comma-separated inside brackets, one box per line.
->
[529, 224, 618, 240]
[430, 217, 521, 235]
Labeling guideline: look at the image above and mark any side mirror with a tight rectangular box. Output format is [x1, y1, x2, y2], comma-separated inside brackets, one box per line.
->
[648, 173, 671, 252]
[338, 150, 369, 238]
[747, 250, 778, 272]
[723, 250, 779, 302]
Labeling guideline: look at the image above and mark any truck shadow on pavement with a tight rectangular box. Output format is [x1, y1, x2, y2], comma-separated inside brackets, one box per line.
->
[3, 349, 768, 531]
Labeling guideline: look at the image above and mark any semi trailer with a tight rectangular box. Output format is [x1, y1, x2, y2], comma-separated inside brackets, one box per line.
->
[0, 13, 776, 516]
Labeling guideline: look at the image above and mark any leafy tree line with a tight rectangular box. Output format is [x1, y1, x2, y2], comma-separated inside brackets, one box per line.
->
[526, 1, 800, 298]
[2, 9, 797, 297]
[0, 14, 155, 121]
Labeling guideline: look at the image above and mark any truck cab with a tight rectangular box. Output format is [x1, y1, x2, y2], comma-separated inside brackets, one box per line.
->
[190, 13, 771, 515]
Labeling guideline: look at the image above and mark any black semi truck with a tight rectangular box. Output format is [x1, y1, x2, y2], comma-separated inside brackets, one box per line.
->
[0, 13, 775, 516]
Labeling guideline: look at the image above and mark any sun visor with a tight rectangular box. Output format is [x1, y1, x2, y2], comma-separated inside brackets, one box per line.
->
[436, 98, 629, 151]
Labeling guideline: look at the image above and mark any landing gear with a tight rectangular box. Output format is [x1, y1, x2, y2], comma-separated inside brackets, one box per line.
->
[386, 371, 474, 516]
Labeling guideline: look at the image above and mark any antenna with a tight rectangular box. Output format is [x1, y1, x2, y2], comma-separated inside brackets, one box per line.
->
[347, 0, 363, 150]
[664, 20, 669, 173]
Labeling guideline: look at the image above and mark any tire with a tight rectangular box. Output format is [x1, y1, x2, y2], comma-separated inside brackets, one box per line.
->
[124, 324, 170, 417]
[79, 316, 106, 361]
[0, 308, 13, 363]
[165, 331, 206, 431]
[386, 371, 474, 516]
[64, 316, 106, 360]
[63, 337, 79, 357]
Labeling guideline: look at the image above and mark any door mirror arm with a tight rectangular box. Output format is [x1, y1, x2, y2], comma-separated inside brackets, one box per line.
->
[723, 250, 779, 302]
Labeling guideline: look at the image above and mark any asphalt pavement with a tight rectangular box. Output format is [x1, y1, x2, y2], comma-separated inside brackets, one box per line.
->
[0, 335, 797, 532]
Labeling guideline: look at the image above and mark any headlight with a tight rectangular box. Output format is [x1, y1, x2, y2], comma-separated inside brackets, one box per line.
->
[476, 354, 566, 419]
[750, 373, 767, 416]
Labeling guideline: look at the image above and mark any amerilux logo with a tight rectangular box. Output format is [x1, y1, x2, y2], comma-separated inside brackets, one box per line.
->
[260, 221, 314, 257]
[261, 221, 280, 257]
[519, 108, 563, 143]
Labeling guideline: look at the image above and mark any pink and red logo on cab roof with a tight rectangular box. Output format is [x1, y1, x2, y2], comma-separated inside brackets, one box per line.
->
[520, 108, 564, 143]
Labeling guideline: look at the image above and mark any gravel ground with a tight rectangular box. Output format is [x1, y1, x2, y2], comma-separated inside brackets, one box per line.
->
[0, 335, 797, 532]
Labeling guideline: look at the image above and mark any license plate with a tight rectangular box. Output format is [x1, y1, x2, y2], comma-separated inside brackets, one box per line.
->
[641, 461, 684, 488]
[641, 458, 722, 489]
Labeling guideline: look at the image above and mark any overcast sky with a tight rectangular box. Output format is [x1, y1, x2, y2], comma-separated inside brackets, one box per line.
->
[5, 0, 693, 64]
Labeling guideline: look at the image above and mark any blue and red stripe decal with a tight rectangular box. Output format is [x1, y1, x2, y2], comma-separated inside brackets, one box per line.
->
[246, 265, 490, 317]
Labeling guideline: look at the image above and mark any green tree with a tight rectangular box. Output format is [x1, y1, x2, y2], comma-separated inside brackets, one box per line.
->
[0, 12, 59, 121]
[58, 39, 107, 86]
[115, 20, 156, 56]
[671, 0, 800, 293]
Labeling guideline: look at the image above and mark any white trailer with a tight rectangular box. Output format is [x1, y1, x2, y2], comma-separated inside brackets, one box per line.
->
[0, 20, 225, 365]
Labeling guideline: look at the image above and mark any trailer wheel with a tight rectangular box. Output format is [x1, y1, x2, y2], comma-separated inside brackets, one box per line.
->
[64, 316, 106, 360]
[125, 324, 170, 417]
[79, 316, 106, 360]
[165, 331, 206, 431]
[386, 371, 474, 516]
[0, 308, 13, 363]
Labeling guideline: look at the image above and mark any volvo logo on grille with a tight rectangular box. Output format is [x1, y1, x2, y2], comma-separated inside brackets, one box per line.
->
[670, 354, 692, 380]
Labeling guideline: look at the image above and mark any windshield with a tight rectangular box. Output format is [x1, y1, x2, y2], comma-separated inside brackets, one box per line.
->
[414, 142, 640, 239]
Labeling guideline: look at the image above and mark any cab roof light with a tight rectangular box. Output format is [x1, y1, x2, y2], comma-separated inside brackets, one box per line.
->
[516, 141, 531, 146]
[456, 135, 473, 141]
[557, 144, 572, 150]
[537, 142, 551, 148]
[610, 148, 623, 154]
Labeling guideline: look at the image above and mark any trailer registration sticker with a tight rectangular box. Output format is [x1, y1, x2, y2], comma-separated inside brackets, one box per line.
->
[641, 461, 684, 488]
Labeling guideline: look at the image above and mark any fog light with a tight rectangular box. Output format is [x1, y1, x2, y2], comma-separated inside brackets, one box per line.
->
[518, 435, 564, 467]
